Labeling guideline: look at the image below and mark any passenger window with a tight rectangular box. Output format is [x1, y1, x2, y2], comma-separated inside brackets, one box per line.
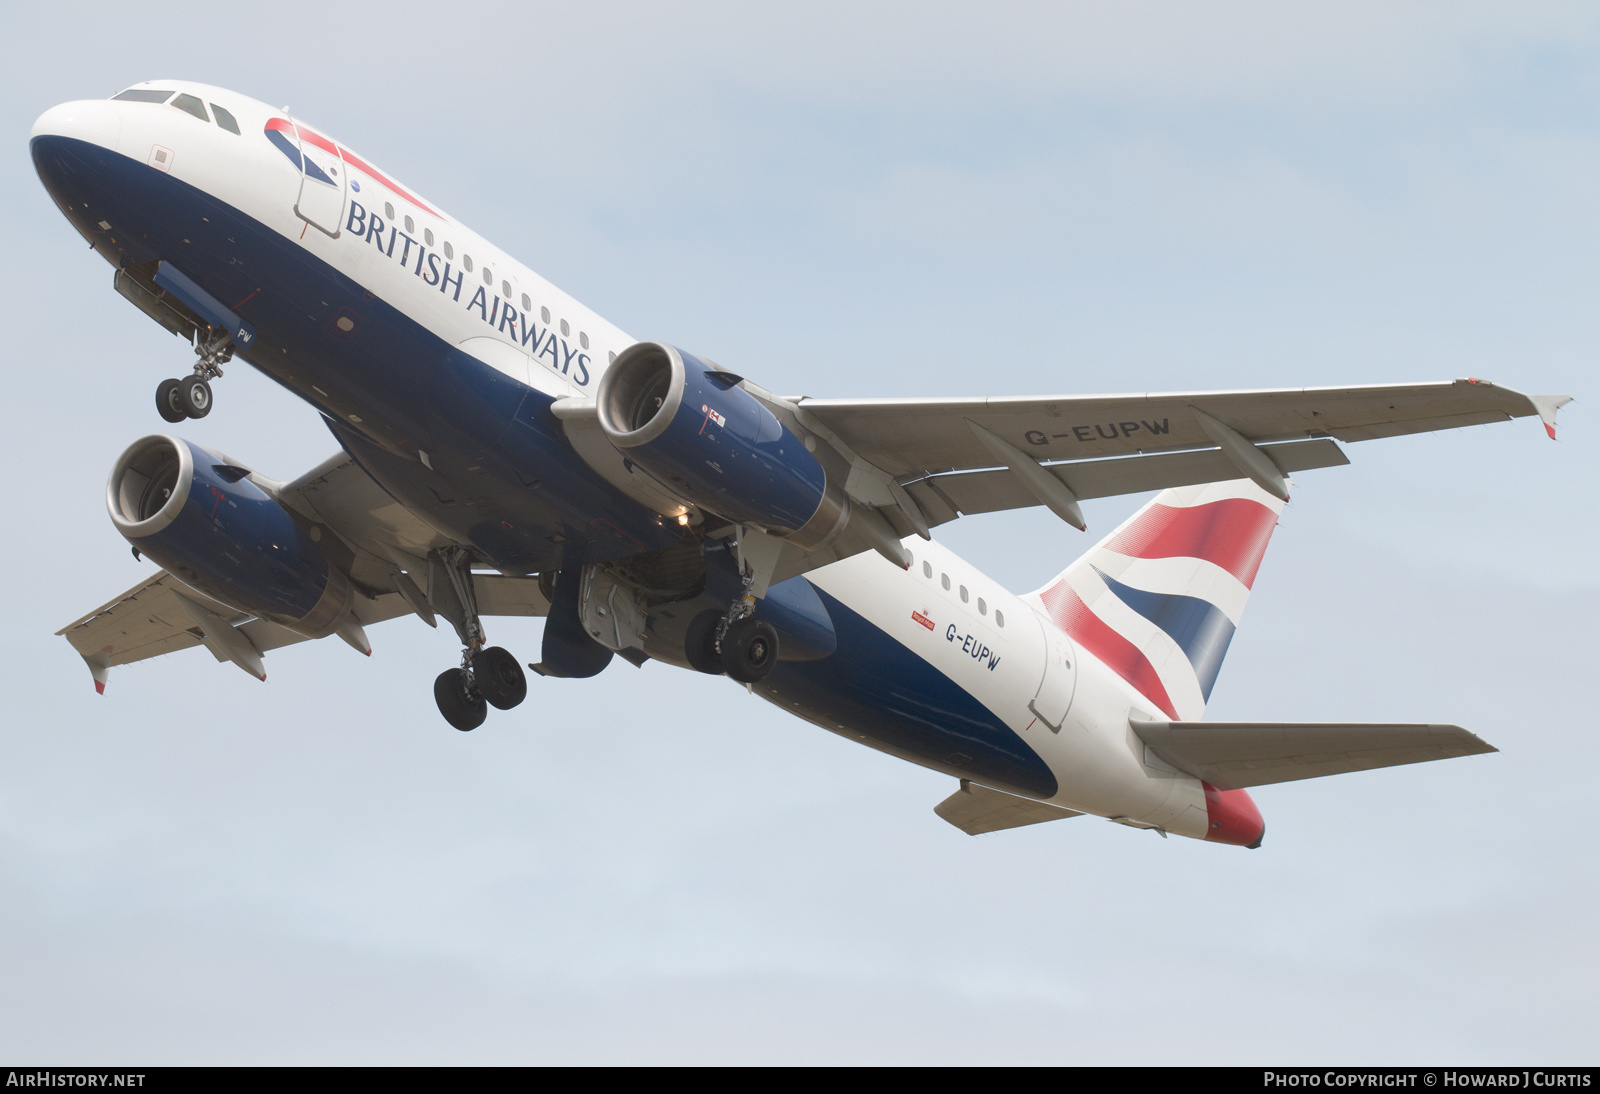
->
[404, 215, 415, 233]
[580, 332, 589, 349]
[995, 610, 1005, 628]
[560, 319, 570, 337]
[444, 242, 454, 260]
[521, 294, 531, 311]
[959, 585, 969, 603]
[923, 561, 932, 578]
[209, 104, 240, 134]
[941, 574, 951, 591]
[384, 202, 395, 220]
[541, 306, 551, 324]
[170, 94, 208, 122]
[608, 351, 616, 364]
[463, 255, 473, 272]
[978, 598, 987, 615]
[483, 267, 493, 285]
[113, 89, 173, 103]
[425, 229, 435, 247]
[502, 281, 512, 298]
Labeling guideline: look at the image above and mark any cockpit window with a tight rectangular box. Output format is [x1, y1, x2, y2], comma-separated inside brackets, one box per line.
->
[170, 94, 208, 122]
[113, 89, 173, 103]
[210, 103, 240, 134]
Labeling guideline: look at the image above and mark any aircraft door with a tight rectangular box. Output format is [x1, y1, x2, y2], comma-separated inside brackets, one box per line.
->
[1027, 617, 1077, 732]
[288, 117, 347, 238]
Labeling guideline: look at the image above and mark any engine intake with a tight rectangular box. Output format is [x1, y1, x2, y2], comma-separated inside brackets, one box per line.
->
[107, 435, 352, 637]
[596, 342, 846, 544]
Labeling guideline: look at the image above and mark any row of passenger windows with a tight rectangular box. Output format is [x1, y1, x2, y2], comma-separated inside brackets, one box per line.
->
[112, 88, 622, 370]
[377, 200, 599, 352]
[910, 556, 1005, 627]
[112, 88, 240, 135]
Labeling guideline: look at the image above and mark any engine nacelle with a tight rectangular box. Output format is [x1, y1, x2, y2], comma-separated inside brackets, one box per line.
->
[596, 342, 847, 544]
[107, 435, 352, 637]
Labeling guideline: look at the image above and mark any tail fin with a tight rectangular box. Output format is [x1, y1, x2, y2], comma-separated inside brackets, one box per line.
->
[1026, 480, 1286, 722]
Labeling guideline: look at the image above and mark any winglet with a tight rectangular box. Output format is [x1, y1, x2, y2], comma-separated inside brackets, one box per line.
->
[1529, 394, 1573, 440]
[84, 655, 110, 695]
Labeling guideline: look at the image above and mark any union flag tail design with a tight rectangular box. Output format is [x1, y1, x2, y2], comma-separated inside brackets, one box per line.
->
[1027, 480, 1286, 721]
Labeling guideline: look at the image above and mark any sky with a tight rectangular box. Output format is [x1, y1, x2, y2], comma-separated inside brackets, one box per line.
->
[1, 1, 1596, 1065]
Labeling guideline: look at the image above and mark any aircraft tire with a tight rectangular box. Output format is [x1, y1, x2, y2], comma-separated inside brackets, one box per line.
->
[156, 378, 187, 423]
[434, 667, 487, 731]
[683, 609, 725, 675]
[178, 377, 213, 419]
[475, 646, 527, 710]
[723, 617, 779, 684]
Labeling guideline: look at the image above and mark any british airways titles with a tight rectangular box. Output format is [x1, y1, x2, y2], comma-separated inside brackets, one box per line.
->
[345, 201, 592, 386]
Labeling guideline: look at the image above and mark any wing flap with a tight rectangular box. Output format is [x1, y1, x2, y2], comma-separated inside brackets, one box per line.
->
[914, 437, 1348, 520]
[934, 779, 1084, 835]
[59, 571, 222, 670]
[1130, 718, 1497, 790]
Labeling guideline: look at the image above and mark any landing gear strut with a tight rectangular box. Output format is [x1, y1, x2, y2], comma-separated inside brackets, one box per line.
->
[710, 562, 780, 684]
[427, 546, 527, 731]
[155, 328, 232, 423]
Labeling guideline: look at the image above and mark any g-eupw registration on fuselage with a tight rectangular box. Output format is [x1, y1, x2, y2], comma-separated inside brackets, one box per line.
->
[34, 81, 1569, 848]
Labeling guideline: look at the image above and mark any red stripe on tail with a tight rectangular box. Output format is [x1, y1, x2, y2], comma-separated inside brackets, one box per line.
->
[1038, 581, 1178, 719]
[1102, 498, 1279, 588]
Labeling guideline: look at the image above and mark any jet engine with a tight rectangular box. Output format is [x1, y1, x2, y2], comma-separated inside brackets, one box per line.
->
[596, 342, 848, 546]
[107, 435, 352, 637]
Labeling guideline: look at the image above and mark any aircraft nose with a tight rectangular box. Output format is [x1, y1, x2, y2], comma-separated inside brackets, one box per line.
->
[31, 100, 121, 151]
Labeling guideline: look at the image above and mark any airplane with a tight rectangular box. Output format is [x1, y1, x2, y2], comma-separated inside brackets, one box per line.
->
[30, 80, 1572, 848]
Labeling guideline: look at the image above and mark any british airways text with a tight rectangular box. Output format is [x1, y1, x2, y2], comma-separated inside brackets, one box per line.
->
[344, 201, 591, 385]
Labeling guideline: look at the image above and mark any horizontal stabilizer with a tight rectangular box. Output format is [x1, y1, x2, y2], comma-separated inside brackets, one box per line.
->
[1130, 718, 1496, 790]
[934, 779, 1083, 835]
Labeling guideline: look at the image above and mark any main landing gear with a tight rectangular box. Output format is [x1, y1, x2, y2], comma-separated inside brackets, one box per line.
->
[429, 547, 528, 732]
[155, 329, 232, 423]
[721, 615, 779, 683]
[686, 565, 781, 685]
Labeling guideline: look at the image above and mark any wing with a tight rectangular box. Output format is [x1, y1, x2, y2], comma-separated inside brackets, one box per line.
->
[1130, 718, 1497, 790]
[58, 454, 550, 690]
[789, 378, 1571, 479]
[738, 376, 1568, 583]
[554, 374, 1569, 592]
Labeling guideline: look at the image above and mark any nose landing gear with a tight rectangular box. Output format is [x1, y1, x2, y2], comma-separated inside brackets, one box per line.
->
[156, 375, 213, 422]
[155, 330, 231, 422]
